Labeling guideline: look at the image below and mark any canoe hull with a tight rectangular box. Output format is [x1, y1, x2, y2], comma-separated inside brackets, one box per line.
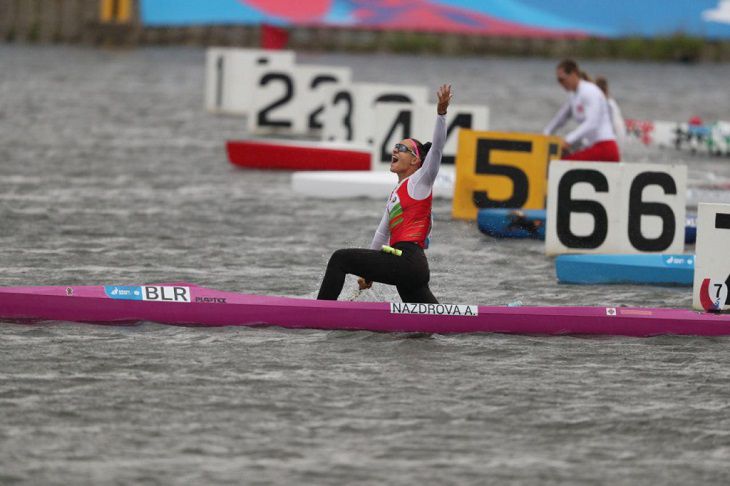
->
[227, 140, 371, 171]
[477, 208, 546, 239]
[1, 284, 728, 336]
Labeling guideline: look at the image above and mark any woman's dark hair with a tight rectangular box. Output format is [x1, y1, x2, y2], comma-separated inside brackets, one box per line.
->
[410, 138, 432, 166]
[557, 59, 579, 74]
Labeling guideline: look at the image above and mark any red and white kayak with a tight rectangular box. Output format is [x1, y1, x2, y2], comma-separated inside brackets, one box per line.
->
[227, 139, 371, 171]
[1, 283, 729, 337]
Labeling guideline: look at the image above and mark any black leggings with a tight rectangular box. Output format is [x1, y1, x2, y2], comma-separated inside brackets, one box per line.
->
[317, 242, 438, 303]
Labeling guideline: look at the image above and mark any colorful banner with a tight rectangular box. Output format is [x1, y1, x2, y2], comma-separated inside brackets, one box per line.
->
[140, 1, 730, 39]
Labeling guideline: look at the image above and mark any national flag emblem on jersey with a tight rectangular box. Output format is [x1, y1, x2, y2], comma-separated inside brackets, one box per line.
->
[388, 193, 404, 231]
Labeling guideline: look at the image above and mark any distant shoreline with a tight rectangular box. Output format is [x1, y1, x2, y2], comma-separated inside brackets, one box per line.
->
[4, 23, 730, 63]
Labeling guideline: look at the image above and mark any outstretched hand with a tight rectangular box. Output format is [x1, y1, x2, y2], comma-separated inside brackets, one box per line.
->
[560, 138, 572, 153]
[436, 84, 453, 115]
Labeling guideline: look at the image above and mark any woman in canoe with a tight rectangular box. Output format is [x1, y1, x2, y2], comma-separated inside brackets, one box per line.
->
[317, 84, 452, 303]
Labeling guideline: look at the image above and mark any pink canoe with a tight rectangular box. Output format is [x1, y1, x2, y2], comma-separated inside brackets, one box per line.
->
[0, 283, 729, 337]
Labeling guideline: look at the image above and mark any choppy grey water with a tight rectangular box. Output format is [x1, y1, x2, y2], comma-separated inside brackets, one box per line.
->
[1, 45, 730, 485]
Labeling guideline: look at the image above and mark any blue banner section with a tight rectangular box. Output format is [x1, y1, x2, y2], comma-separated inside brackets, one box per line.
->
[514, 0, 730, 38]
[140, 0, 269, 26]
[139, 0, 730, 39]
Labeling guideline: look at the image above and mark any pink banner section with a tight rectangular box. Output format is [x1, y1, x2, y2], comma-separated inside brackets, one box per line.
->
[140, 0, 730, 39]
[141, 0, 588, 38]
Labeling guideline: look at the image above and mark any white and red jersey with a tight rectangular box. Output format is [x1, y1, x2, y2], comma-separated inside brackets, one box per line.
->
[370, 114, 446, 250]
[543, 80, 616, 147]
[385, 178, 433, 248]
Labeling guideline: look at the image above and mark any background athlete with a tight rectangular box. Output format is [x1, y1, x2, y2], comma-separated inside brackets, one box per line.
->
[317, 84, 453, 303]
[595, 76, 627, 150]
[543, 59, 620, 162]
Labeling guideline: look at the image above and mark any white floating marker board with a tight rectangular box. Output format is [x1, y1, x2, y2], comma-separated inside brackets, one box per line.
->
[321, 83, 428, 147]
[371, 103, 489, 170]
[545, 161, 687, 256]
[711, 121, 730, 154]
[205, 48, 295, 115]
[249, 64, 352, 136]
[291, 167, 455, 200]
[693, 203, 730, 311]
[649, 121, 680, 148]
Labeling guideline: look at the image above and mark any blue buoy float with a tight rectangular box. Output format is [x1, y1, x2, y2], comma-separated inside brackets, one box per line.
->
[555, 253, 694, 285]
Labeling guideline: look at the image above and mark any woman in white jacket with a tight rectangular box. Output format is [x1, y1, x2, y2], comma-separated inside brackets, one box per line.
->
[543, 59, 620, 162]
[596, 76, 627, 148]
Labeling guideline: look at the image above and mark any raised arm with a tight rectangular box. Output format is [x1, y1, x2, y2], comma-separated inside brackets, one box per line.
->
[543, 101, 571, 135]
[409, 84, 452, 199]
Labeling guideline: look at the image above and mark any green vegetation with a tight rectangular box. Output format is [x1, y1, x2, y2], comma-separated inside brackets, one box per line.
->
[385, 32, 444, 54]
[294, 30, 729, 63]
[584, 34, 708, 63]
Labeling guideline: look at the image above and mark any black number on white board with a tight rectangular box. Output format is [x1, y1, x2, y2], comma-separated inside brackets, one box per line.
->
[441, 113, 472, 165]
[713, 276, 730, 306]
[369, 94, 413, 145]
[715, 213, 730, 229]
[472, 139, 531, 208]
[331, 90, 353, 141]
[379, 110, 413, 163]
[556, 169, 609, 249]
[257, 73, 294, 128]
[375, 94, 412, 103]
[308, 75, 338, 131]
[627, 172, 677, 251]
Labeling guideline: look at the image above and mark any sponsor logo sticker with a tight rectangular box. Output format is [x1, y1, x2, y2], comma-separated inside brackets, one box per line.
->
[390, 302, 478, 317]
[105, 286, 143, 300]
[195, 296, 227, 304]
[606, 307, 617, 316]
[664, 255, 693, 266]
[620, 309, 653, 316]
